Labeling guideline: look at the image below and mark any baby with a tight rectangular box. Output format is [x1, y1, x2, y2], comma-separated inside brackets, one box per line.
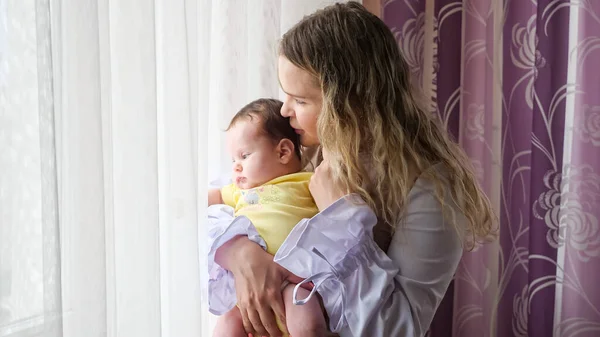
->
[208, 98, 327, 337]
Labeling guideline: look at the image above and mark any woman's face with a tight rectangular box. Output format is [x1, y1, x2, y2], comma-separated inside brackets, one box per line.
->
[278, 56, 322, 147]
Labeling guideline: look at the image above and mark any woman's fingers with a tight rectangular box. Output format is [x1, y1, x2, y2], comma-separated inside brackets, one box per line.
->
[247, 308, 268, 336]
[271, 291, 287, 332]
[258, 308, 283, 337]
[255, 286, 284, 337]
[227, 243, 295, 337]
[239, 307, 255, 336]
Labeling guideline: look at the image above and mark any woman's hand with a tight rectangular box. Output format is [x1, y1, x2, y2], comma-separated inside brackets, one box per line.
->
[309, 150, 347, 211]
[216, 237, 304, 337]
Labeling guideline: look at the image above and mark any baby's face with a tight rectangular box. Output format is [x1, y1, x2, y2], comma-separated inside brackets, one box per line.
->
[226, 119, 282, 189]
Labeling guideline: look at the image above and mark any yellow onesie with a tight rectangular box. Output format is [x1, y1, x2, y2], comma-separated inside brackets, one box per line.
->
[221, 171, 319, 255]
[221, 172, 318, 335]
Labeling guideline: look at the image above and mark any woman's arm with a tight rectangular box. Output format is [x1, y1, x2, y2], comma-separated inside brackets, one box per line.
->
[207, 207, 305, 337]
[214, 236, 290, 336]
[364, 181, 463, 336]
[274, 178, 463, 337]
[213, 235, 247, 270]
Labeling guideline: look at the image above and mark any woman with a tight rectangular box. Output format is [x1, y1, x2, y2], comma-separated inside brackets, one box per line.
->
[210, 2, 495, 336]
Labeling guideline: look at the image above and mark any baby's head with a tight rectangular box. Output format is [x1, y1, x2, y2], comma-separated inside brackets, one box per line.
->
[226, 98, 302, 189]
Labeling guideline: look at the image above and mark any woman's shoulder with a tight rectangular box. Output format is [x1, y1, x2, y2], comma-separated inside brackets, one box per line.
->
[402, 163, 467, 236]
[409, 163, 453, 200]
[384, 163, 465, 289]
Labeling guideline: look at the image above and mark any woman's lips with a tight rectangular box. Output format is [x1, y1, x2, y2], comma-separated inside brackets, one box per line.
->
[294, 128, 304, 135]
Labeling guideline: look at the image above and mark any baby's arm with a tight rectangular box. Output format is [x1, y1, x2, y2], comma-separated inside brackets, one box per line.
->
[213, 307, 247, 336]
[283, 284, 327, 336]
[208, 188, 223, 206]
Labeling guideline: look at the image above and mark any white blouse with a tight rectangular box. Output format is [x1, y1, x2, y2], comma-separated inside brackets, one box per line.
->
[206, 171, 465, 337]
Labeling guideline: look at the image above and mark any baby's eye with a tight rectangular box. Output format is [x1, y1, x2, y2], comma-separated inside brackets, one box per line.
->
[242, 153, 250, 159]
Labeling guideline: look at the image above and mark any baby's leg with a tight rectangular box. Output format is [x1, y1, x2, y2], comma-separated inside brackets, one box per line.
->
[213, 306, 247, 337]
[283, 284, 328, 337]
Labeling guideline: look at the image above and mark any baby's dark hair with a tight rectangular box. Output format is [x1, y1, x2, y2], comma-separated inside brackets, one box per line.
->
[227, 98, 301, 159]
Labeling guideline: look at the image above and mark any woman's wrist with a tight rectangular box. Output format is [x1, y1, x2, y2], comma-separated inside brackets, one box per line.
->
[214, 235, 253, 272]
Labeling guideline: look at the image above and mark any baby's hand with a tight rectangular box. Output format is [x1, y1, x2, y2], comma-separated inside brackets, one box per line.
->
[309, 149, 346, 211]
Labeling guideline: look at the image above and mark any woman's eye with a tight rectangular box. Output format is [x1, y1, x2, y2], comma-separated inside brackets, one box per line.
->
[295, 99, 306, 105]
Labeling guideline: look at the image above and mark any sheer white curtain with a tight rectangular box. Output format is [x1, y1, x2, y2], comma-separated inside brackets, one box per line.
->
[1, 0, 61, 335]
[2, 0, 201, 336]
[56, 0, 201, 335]
[1, 0, 357, 336]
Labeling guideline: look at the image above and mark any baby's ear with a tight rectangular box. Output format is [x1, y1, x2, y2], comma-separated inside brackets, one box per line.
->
[277, 138, 296, 164]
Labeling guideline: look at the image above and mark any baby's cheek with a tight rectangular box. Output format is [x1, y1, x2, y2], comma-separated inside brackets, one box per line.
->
[248, 160, 266, 179]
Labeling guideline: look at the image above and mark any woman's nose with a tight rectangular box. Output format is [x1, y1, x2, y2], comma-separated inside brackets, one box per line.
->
[281, 101, 294, 117]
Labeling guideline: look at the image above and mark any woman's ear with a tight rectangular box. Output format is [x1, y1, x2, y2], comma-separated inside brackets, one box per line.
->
[277, 138, 296, 164]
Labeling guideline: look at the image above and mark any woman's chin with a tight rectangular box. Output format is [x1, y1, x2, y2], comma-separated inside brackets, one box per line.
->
[300, 136, 320, 147]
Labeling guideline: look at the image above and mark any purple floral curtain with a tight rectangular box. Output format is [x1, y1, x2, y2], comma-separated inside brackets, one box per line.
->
[383, 0, 600, 336]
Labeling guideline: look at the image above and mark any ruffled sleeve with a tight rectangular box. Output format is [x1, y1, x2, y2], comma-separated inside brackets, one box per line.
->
[206, 204, 267, 315]
[274, 176, 463, 337]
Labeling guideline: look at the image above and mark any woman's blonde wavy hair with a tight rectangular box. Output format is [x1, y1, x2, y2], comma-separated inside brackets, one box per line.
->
[280, 1, 496, 249]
